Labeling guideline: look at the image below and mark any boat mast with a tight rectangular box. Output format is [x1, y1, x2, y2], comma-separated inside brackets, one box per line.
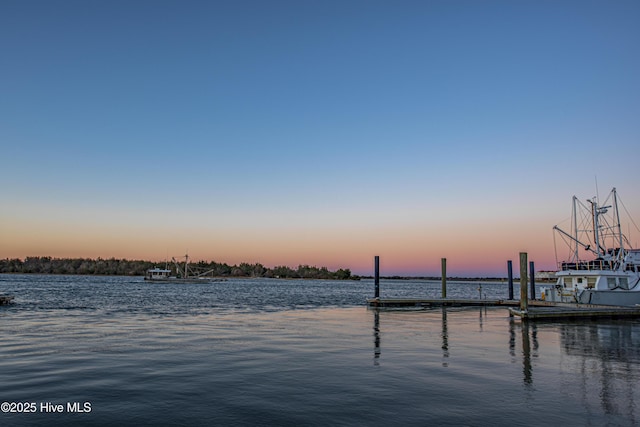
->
[184, 253, 189, 278]
[590, 197, 601, 257]
[589, 196, 612, 257]
[572, 195, 579, 262]
[612, 188, 625, 263]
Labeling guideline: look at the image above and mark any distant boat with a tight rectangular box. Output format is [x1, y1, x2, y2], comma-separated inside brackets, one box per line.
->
[144, 254, 224, 283]
[541, 188, 640, 306]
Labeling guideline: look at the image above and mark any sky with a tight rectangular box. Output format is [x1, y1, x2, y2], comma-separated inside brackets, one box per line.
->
[1, 0, 639, 277]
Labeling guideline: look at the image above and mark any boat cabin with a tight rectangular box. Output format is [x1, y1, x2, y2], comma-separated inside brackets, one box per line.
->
[145, 268, 172, 281]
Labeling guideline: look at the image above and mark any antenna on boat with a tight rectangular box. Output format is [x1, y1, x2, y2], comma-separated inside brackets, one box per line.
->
[184, 250, 189, 278]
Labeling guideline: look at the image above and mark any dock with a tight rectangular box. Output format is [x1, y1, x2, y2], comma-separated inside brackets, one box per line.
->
[0, 295, 14, 305]
[509, 303, 640, 320]
[366, 298, 549, 308]
[366, 298, 640, 319]
[367, 298, 640, 319]
[366, 254, 640, 320]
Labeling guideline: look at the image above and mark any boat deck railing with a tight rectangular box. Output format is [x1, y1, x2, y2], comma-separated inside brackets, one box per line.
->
[560, 260, 613, 271]
[561, 260, 640, 273]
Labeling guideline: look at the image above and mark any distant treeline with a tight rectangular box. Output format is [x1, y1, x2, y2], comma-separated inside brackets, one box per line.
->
[371, 276, 509, 281]
[0, 257, 356, 280]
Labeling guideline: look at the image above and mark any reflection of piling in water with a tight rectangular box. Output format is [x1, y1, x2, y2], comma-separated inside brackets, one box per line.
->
[478, 306, 486, 331]
[373, 310, 380, 364]
[509, 313, 537, 385]
[370, 305, 545, 387]
[509, 318, 516, 357]
[521, 321, 532, 385]
[441, 306, 449, 366]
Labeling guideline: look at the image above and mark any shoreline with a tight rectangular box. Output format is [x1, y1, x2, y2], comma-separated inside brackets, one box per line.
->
[0, 272, 555, 283]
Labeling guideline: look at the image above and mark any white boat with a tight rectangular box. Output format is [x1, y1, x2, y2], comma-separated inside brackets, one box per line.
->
[145, 267, 174, 281]
[144, 254, 224, 283]
[541, 188, 640, 306]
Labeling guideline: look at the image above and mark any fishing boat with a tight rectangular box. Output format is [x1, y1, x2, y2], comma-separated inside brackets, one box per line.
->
[541, 188, 640, 306]
[144, 254, 224, 283]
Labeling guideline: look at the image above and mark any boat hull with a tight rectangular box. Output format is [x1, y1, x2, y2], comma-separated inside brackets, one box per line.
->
[576, 289, 640, 306]
[144, 277, 224, 284]
[542, 281, 640, 307]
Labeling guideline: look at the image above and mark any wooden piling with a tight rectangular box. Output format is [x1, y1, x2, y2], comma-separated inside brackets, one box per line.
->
[441, 258, 447, 299]
[519, 252, 528, 311]
[507, 260, 514, 300]
[529, 261, 535, 301]
[374, 256, 380, 298]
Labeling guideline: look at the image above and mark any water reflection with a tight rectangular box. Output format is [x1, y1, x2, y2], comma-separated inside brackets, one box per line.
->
[560, 322, 640, 362]
[371, 307, 637, 393]
[515, 317, 640, 421]
[371, 307, 453, 367]
[371, 307, 538, 377]
[560, 322, 640, 422]
[373, 310, 380, 366]
[506, 317, 539, 385]
[374, 306, 637, 425]
[441, 307, 449, 367]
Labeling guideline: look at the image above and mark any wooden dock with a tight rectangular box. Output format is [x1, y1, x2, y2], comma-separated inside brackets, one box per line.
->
[509, 303, 640, 320]
[0, 295, 14, 305]
[366, 298, 553, 308]
[363, 254, 640, 320]
[366, 298, 640, 320]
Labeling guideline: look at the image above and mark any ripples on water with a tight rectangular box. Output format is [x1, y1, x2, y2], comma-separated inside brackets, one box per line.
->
[1, 275, 639, 426]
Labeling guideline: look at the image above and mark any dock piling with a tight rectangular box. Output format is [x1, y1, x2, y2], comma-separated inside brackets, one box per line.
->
[441, 258, 447, 299]
[374, 256, 380, 298]
[529, 261, 536, 301]
[507, 260, 514, 300]
[519, 252, 528, 312]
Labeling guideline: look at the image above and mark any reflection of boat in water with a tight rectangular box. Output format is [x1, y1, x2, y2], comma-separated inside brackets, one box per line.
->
[558, 321, 640, 418]
[541, 188, 640, 306]
[559, 322, 640, 362]
[369, 305, 639, 422]
[144, 254, 225, 283]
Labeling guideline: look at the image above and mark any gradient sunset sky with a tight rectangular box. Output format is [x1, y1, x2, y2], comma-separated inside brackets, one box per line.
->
[2, 0, 639, 276]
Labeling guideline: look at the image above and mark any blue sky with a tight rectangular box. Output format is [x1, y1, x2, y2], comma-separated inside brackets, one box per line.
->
[1, 0, 639, 276]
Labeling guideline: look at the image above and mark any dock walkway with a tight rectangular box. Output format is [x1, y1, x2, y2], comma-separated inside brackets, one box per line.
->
[509, 303, 640, 320]
[366, 298, 640, 320]
[366, 298, 553, 308]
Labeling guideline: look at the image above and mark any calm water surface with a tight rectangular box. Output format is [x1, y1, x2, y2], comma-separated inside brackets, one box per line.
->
[1, 275, 638, 426]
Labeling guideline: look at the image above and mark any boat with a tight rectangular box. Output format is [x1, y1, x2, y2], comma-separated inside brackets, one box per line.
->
[541, 188, 640, 306]
[145, 268, 175, 281]
[144, 254, 224, 283]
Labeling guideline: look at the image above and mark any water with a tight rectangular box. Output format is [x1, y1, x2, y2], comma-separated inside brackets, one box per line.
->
[1, 275, 639, 426]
